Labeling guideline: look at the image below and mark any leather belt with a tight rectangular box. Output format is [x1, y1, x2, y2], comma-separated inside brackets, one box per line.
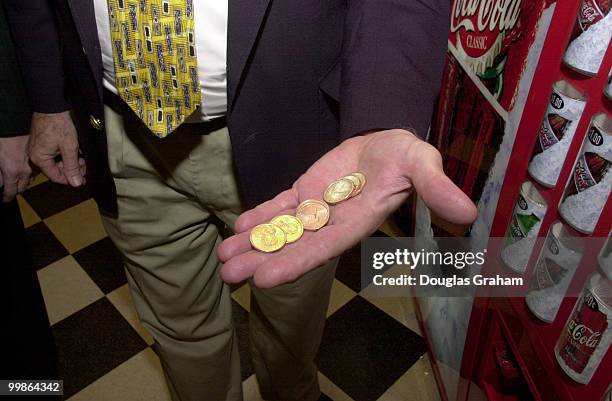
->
[103, 87, 227, 134]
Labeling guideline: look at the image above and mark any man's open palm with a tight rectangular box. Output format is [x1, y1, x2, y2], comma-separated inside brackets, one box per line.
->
[218, 129, 477, 288]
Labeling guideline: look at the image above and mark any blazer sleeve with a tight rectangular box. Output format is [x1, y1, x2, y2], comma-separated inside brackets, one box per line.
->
[2, 0, 69, 113]
[340, 0, 449, 139]
[0, 3, 30, 136]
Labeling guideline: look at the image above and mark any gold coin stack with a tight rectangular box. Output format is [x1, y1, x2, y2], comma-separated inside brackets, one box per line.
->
[250, 172, 367, 253]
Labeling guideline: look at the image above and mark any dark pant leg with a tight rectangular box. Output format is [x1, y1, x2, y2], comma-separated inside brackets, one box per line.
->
[0, 199, 60, 400]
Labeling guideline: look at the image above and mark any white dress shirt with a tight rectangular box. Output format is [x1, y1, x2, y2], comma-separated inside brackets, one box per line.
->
[93, 0, 228, 121]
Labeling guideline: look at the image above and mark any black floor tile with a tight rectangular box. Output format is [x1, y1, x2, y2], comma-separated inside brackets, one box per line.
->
[52, 298, 147, 398]
[229, 281, 246, 293]
[316, 296, 426, 401]
[318, 393, 333, 401]
[335, 230, 388, 292]
[232, 299, 254, 380]
[73, 237, 126, 294]
[25, 222, 69, 271]
[335, 243, 361, 293]
[22, 181, 91, 219]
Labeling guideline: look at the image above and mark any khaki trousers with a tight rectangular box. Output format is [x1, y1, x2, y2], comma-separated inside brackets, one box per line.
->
[100, 106, 337, 401]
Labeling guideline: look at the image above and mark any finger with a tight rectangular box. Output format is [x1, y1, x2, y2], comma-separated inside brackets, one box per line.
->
[252, 224, 356, 288]
[38, 158, 68, 185]
[219, 250, 270, 284]
[59, 142, 83, 187]
[234, 190, 298, 233]
[79, 157, 87, 177]
[218, 231, 252, 263]
[2, 178, 17, 203]
[416, 173, 477, 225]
[408, 147, 477, 225]
[17, 172, 31, 194]
[58, 160, 86, 184]
[78, 158, 87, 185]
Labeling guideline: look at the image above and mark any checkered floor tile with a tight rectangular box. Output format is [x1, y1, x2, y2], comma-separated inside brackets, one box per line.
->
[19, 176, 441, 401]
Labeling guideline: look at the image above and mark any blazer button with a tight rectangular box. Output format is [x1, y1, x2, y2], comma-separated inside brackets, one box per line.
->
[89, 115, 103, 130]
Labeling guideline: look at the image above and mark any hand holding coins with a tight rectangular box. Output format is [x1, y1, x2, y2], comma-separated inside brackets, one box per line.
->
[249, 172, 367, 252]
[220, 129, 478, 288]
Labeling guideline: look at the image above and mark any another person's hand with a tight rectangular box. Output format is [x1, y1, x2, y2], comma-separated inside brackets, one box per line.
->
[0, 135, 32, 202]
[29, 111, 85, 186]
[218, 129, 478, 288]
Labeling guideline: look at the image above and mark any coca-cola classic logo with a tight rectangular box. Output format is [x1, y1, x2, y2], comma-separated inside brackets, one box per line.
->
[568, 319, 602, 349]
[579, 0, 609, 31]
[451, 0, 522, 58]
[567, 291, 603, 351]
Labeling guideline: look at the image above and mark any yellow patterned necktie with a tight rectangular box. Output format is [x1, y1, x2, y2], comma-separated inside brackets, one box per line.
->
[107, 0, 201, 138]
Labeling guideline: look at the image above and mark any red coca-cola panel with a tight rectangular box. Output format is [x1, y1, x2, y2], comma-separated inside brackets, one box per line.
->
[429, 55, 505, 235]
[449, 0, 547, 111]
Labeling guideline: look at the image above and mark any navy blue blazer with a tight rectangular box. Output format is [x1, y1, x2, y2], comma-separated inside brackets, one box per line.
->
[4, 0, 449, 213]
[0, 3, 30, 136]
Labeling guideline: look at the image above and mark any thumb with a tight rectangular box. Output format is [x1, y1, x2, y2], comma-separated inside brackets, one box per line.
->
[59, 141, 83, 187]
[408, 145, 477, 225]
[38, 158, 68, 185]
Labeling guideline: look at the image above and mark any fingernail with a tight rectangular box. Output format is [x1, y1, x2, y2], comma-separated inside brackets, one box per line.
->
[70, 176, 82, 187]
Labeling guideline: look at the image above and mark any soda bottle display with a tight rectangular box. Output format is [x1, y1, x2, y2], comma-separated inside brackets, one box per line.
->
[564, 0, 612, 76]
[555, 270, 612, 384]
[566, 152, 611, 196]
[559, 114, 612, 234]
[501, 181, 547, 274]
[526, 222, 583, 323]
[528, 81, 587, 187]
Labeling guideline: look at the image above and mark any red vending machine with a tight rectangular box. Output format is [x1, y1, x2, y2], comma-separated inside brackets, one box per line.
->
[414, 1, 612, 400]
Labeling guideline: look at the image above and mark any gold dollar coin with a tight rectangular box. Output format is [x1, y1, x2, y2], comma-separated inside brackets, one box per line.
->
[350, 172, 366, 195]
[250, 223, 287, 253]
[342, 174, 363, 197]
[295, 199, 330, 231]
[270, 215, 304, 243]
[323, 178, 355, 205]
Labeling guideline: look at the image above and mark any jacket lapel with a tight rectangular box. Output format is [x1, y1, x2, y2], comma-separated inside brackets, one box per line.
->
[227, 0, 271, 112]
